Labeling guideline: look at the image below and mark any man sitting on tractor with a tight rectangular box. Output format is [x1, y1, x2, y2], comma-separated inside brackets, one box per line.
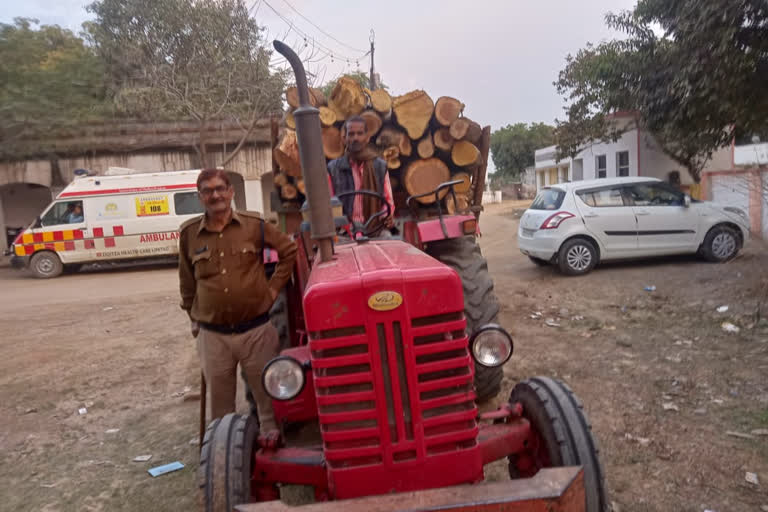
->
[327, 116, 396, 234]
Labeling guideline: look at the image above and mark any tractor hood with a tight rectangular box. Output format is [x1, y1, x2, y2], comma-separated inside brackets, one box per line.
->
[303, 240, 465, 334]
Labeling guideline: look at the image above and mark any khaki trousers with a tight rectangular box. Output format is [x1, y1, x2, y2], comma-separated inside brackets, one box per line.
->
[197, 322, 279, 430]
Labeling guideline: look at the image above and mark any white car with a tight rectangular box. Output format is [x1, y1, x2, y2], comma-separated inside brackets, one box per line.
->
[518, 177, 750, 275]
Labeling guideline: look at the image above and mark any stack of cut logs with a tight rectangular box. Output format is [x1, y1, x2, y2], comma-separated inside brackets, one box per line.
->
[273, 77, 487, 214]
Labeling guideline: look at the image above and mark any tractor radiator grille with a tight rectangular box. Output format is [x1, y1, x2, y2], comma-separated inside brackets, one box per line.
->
[311, 312, 477, 469]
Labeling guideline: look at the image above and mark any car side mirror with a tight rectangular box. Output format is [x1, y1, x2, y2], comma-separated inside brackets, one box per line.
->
[683, 195, 691, 208]
[34, 216, 42, 228]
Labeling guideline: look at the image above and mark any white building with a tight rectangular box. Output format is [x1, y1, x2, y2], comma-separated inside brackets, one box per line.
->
[533, 113, 732, 195]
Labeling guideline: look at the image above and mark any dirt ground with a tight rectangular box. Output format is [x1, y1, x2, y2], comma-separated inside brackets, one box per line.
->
[1, 201, 767, 512]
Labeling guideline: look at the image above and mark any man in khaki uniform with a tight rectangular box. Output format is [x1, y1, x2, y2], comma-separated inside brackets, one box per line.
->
[179, 169, 297, 445]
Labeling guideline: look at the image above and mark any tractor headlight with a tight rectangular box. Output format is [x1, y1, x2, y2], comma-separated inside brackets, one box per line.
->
[263, 356, 306, 401]
[470, 324, 513, 367]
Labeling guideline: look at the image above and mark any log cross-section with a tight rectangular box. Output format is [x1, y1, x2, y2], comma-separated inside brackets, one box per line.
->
[403, 157, 451, 204]
[434, 96, 465, 127]
[393, 90, 434, 139]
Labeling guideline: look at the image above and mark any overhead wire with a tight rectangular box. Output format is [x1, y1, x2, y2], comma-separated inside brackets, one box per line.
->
[261, 0, 368, 65]
[276, 0, 368, 53]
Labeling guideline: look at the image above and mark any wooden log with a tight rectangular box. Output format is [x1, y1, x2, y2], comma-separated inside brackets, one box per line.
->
[449, 117, 482, 143]
[450, 171, 472, 194]
[367, 88, 392, 115]
[274, 172, 288, 187]
[376, 126, 405, 148]
[296, 179, 306, 195]
[274, 129, 301, 177]
[445, 193, 470, 215]
[319, 106, 336, 127]
[281, 183, 298, 200]
[399, 135, 412, 157]
[403, 158, 451, 204]
[328, 76, 366, 120]
[360, 110, 383, 139]
[416, 133, 434, 159]
[382, 146, 401, 169]
[433, 127, 455, 152]
[287, 86, 325, 108]
[286, 87, 299, 109]
[285, 111, 296, 130]
[464, 119, 482, 143]
[393, 90, 434, 139]
[452, 140, 481, 167]
[310, 87, 326, 107]
[434, 97, 465, 127]
[322, 125, 345, 159]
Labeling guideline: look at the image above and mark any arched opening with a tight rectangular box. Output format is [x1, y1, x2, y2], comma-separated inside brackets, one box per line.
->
[0, 183, 53, 251]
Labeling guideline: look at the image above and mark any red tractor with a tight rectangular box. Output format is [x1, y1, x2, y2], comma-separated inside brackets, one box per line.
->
[199, 41, 606, 512]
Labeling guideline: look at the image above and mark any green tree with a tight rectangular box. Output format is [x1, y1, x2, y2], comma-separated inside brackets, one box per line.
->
[490, 122, 554, 181]
[0, 18, 107, 158]
[86, 0, 286, 167]
[555, 0, 768, 182]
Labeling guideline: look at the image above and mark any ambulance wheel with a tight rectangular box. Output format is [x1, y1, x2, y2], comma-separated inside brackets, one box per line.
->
[427, 235, 503, 402]
[507, 377, 607, 512]
[30, 251, 63, 278]
[199, 413, 274, 510]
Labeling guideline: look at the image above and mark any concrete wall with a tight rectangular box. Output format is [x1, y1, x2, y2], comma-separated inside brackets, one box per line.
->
[576, 129, 639, 181]
[735, 142, 768, 166]
[0, 160, 53, 187]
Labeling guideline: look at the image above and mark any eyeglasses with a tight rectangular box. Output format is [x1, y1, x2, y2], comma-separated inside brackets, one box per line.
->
[199, 185, 230, 197]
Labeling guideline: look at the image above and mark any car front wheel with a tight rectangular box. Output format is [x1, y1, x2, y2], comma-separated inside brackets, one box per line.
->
[558, 238, 597, 276]
[701, 225, 740, 262]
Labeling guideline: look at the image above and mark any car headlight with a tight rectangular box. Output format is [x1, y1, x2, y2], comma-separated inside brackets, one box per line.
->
[262, 356, 306, 401]
[470, 324, 513, 367]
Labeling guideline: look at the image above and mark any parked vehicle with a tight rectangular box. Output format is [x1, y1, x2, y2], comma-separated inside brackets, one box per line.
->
[9, 170, 204, 278]
[518, 177, 750, 275]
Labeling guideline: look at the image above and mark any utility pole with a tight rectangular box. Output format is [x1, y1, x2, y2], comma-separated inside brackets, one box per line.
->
[369, 29, 377, 91]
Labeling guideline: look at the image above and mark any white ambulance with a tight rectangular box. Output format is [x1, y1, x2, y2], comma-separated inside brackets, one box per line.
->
[10, 169, 205, 278]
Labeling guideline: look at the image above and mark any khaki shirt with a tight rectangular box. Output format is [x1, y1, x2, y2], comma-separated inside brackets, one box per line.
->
[179, 210, 298, 325]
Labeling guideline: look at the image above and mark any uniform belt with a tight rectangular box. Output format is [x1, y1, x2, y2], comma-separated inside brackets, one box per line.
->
[199, 312, 270, 334]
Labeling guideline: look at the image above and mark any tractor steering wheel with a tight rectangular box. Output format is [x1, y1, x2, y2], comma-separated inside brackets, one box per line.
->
[335, 190, 392, 238]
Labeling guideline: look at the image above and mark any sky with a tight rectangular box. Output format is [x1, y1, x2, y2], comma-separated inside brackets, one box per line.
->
[0, 0, 639, 172]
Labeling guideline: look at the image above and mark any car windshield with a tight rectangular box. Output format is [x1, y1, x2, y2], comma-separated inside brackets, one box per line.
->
[530, 188, 565, 210]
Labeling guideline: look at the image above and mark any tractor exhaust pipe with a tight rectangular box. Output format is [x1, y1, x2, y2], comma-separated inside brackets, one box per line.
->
[273, 40, 334, 263]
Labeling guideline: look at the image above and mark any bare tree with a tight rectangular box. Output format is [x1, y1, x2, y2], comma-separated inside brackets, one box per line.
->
[87, 0, 286, 167]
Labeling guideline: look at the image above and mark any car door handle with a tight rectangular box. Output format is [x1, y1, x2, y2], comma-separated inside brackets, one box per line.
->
[583, 212, 598, 218]
[635, 209, 650, 216]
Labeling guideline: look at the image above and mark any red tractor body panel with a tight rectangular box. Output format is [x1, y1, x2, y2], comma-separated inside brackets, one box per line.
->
[301, 240, 483, 499]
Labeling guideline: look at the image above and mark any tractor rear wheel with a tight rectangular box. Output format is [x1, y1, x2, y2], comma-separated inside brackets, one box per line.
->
[508, 377, 607, 512]
[199, 413, 263, 511]
[427, 235, 503, 402]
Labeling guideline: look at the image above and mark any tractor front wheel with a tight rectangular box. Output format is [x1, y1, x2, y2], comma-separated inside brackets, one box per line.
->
[427, 235, 503, 402]
[508, 377, 607, 512]
[199, 413, 270, 510]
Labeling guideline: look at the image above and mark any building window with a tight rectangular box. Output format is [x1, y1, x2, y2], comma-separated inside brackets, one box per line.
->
[617, 151, 630, 177]
[596, 155, 607, 178]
